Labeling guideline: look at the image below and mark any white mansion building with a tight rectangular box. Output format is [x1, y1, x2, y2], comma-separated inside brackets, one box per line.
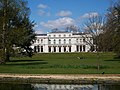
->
[31, 31, 94, 53]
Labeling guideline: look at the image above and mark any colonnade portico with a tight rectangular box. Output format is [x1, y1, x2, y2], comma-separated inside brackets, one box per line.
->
[48, 46, 72, 53]
[76, 45, 86, 52]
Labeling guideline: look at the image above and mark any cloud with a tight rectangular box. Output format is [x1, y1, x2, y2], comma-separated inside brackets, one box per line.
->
[40, 17, 75, 29]
[33, 25, 46, 34]
[35, 30, 45, 34]
[81, 12, 99, 18]
[37, 4, 50, 16]
[56, 10, 72, 17]
[38, 4, 48, 9]
[38, 10, 50, 16]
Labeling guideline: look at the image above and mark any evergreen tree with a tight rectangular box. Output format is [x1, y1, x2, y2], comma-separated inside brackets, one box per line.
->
[0, 0, 35, 64]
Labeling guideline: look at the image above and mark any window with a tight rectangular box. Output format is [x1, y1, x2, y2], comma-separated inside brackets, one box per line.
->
[54, 35, 56, 37]
[59, 35, 61, 37]
[76, 38, 78, 43]
[76, 45, 79, 52]
[41, 46, 43, 52]
[83, 45, 85, 51]
[53, 46, 56, 52]
[64, 39, 66, 44]
[69, 46, 71, 52]
[59, 39, 61, 44]
[48, 39, 51, 44]
[64, 34, 66, 37]
[59, 47, 61, 52]
[69, 39, 71, 44]
[64, 46, 66, 52]
[90, 37, 93, 41]
[83, 38, 85, 42]
[48, 46, 51, 52]
[80, 38, 82, 42]
[37, 39, 39, 43]
[41, 39, 43, 43]
[37, 46, 40, 52]
[54, 39, 56, 44]
[80, 45, 82, 52]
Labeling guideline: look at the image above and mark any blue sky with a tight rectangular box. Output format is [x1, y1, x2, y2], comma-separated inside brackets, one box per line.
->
[28, 0, 116, 34]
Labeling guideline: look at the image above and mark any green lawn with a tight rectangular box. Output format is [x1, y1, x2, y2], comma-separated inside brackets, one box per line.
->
[0, 52, 120, 74]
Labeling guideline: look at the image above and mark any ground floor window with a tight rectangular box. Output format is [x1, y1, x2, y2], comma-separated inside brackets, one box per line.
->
[69, 46, 71, 52]
[59, 47, 61, 52]
[53, 46, 56, 52]
[34, 46, 37, 52]
[41, 46, 43, 52]
[48, 46, 51, 52]
[76, 45, 79, 52]
[64, 46, 66, 52]
[83, 45, 85, 52]
[80, 45, 82, 52]
[37, 46, 40, 52]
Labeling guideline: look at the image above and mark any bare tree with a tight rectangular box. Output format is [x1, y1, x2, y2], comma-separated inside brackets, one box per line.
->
[82, 15, 104, 70]
[65, 25, 80, 32]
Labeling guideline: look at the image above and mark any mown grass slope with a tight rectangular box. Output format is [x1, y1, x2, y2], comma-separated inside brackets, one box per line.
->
[0, 52, 120, 74]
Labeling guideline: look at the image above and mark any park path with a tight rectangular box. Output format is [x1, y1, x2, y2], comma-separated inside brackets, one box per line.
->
[0, 74, 120, 80]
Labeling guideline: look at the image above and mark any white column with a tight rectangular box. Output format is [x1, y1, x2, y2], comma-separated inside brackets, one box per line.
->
[82, 45, 83, 52]
[44, 45, 48, 53]
[61, 46, 64, 52]
[66, 46, 69, 52]
[71, 45, 76, 52]
[56, 46, 59, 52]
[51, 46, 54, 52]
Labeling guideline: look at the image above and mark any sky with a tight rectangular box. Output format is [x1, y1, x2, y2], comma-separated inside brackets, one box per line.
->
[27, 0, 117, 34]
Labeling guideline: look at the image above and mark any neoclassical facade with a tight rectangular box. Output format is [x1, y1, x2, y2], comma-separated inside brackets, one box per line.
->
[31, 32, 94, 53]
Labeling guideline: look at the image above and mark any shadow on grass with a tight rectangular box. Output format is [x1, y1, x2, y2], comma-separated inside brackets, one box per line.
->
[104, 59, 120, 62]
[10, 59, 44, 62]
[5, 59, 48, 66]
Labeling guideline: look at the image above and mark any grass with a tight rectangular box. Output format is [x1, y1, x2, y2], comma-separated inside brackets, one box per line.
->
[0, 52, 120, 74]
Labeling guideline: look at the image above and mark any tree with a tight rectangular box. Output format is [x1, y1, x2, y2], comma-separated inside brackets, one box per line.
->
[82, 15, 104, 70]
[100, 1, 120, 57]
[0, 0, 35, 64]
[65, 25, 80, 32]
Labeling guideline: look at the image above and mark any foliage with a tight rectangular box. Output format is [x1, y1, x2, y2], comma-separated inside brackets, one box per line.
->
[0, 0, 35, 64]
[98, 1, 120, 57]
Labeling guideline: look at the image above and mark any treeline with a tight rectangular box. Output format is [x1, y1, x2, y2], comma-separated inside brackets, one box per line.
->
[0, 0, 36, 64]
[97, 1, 120, 57]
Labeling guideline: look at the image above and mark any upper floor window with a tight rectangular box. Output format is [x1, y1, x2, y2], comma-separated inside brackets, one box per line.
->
[69, 39, 71, 44]
[54, 35, 56, 37]
[41, 39, 43, 43]
[90, 37, 93, 41]
[64, 39, 66, 44]
[80, 38, 82, 42]
[48, 39, 51, 44]
[59, 39, 61, 44]
[59, 35, 61, 37]
[64, 34, 66, 37]
[37, 39, 39, 43]
[76, 38, 78, 43]
[83, 38, 85, 42]
[54, 39, 56, 44]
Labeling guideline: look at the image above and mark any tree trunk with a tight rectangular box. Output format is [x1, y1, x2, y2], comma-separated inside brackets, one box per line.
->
[1, 0, 7, 64]
[5, 51, 10, 62]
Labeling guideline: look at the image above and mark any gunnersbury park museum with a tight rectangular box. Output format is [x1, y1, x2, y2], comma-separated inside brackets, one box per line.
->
[31, 31, 94, 53]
